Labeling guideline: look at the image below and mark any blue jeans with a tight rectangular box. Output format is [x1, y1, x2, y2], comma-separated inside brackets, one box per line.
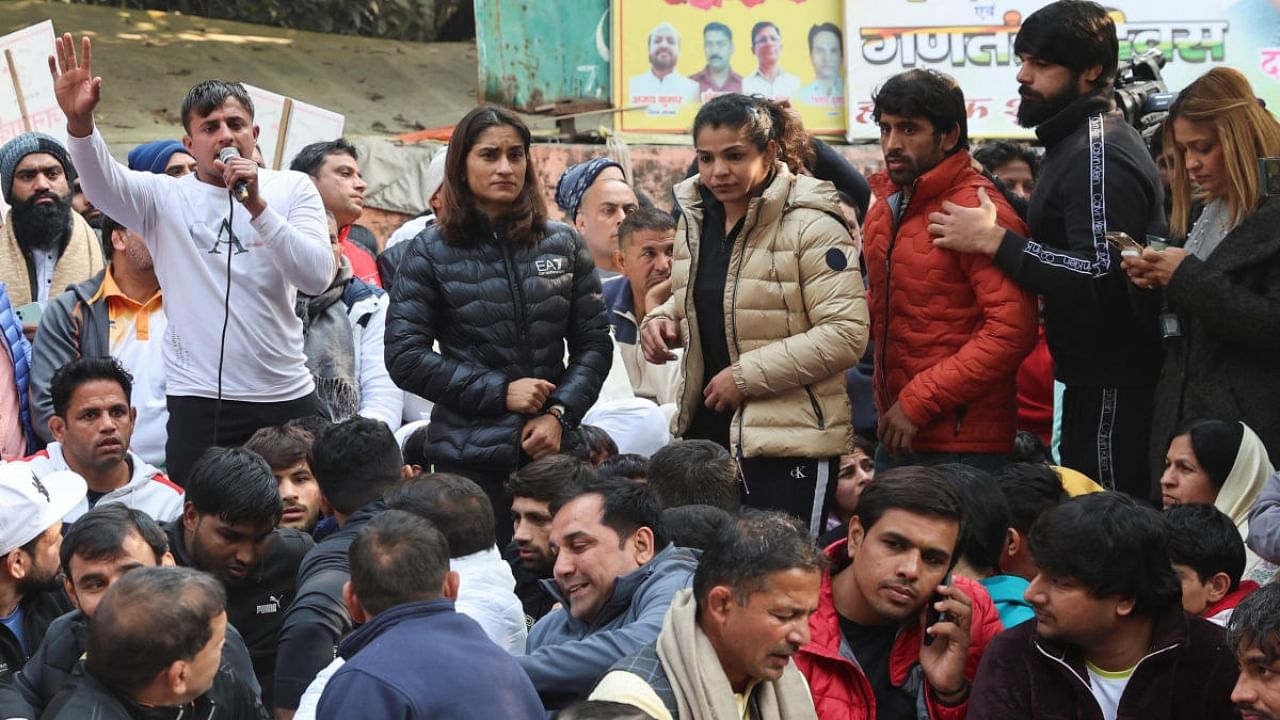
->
[874, 445, 1007, 474]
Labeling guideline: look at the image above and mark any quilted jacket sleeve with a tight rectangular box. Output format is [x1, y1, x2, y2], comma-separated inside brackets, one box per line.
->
[384, 236, 510, 417]
[547, 231, 613, 422]
[899, 193, 1038, 427]
[735, 211, 869, 396]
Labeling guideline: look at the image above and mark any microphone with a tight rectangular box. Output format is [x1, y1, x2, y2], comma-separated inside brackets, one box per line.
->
[217, 147, 250, 202]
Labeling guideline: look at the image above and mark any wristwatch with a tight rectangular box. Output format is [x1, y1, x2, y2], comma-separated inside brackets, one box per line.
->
[545, 404, 573, 432]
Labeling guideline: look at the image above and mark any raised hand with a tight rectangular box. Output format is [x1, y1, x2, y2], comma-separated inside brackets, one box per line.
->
[48, 33, 100, 137]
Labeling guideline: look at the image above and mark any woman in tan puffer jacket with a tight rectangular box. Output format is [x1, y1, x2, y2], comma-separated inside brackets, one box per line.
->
[641, 94, 868, 534]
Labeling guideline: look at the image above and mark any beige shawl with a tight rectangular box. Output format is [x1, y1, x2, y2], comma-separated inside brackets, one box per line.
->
[0, 210, 104, 308]
[657, 589, 817, 720]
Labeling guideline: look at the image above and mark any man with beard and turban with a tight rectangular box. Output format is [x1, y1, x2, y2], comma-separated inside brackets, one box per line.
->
[927, 0, 1165, 500]
[0, 133, 105, 318]
[0, 464, 86, 683]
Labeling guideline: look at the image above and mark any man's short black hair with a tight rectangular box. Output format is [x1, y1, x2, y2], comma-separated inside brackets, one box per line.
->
[1228, 583, 1280, 665]
[401, 424, 431, 469]
[661, 504, 734, 551]
[50, 356, 133, 419]
[853, 466, 964, 540]
[693, 510, 823, 608]
[996, 462, 1067, 535]
[872, 69, 969, 152]
[974, 142, 1039, 179]
[385, 473, 495, 558]
[87, 567, 226, 694]
[807, 22, 843, 52]
[703, 21, 732, 42]
[60, 503, 168, 579]
[311, 417, 403, 515]
[751, 21, 780, 44]
[243, 425, 314, 472]
[349, 509, 450, 616]
[1165, 503, 1245, 592]
[1030, 492, 1181, 616]
[289, 139, 359, 177]
[185, 447, 284, 526]
[552, 477, 668, 550]
[600, 453, 649, 482]
[1014, 0, 1119, 87]
[180, 79, 255, 134]
[505, 454, 597, 503]
[936, 464, 1010, 576]
[99, 213, 122, 263]
[580, 425, 618, 463]
[618, 207, 676, 249]
[647, 440, 739, 512]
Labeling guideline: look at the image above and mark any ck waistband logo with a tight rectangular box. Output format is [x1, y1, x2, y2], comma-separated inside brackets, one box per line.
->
[535, 258, 567, 276]
[789, 465, 808, 480]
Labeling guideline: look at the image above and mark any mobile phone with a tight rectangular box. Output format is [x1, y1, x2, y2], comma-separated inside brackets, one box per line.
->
[923, 571, 952, 647]
[15, 302, 41, 326]
[1260, 158, 1280, 197]
[1104, 231, 1143, 255]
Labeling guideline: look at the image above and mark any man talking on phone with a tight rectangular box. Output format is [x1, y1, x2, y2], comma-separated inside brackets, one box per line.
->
[50, 35, 333, 486]
[794, 467, 1003, 719]
[927, 1, 1165, 499]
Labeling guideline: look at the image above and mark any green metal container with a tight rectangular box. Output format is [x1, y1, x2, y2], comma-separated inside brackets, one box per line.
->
[474, 0, 612, 109]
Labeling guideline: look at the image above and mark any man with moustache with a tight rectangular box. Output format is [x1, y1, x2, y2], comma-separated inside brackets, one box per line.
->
[742, 22, 803, 101]
[628, 23, 699, 116]
[0, 133, 105, 314]
[1227, 584, 1280, 720]
[863, 69, 1036, 471]
[690, 22, 742, 101]
[30, 214, 169, 467]
[21, 357, 182, 524]
[602, 208, 679, 405]
[793, 467, 1003, 718]
[928, 0, 1165, 498]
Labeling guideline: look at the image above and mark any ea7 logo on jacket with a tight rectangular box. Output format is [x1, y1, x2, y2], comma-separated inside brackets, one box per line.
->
[535, 257, 567, 277]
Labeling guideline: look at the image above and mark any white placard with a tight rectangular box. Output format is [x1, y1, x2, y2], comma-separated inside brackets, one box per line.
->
[0, 21, 67, 147]
[243, 84, 345, 170]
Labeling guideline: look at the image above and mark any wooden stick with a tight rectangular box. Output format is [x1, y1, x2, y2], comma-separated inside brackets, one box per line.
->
[5, 49, 32, 132]
[272, 97, 294, 171]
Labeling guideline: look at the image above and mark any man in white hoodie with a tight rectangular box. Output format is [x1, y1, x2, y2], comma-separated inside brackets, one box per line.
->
[50, 36, 333, 486]
[21, 356, 182, 524]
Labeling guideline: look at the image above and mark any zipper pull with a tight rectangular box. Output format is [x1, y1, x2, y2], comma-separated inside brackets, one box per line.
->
[735, 447, 750, 495]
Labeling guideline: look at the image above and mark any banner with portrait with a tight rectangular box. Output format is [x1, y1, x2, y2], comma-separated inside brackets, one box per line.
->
[844, 0, 1280, 141]
[612, 0, 846, 134]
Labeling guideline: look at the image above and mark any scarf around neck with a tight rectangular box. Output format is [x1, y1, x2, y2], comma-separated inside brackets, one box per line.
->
[296, 259, 359, 421]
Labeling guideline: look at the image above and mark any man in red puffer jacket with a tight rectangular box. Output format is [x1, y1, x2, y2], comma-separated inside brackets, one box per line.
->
[863, 69, 1037, 472]
[794, 467, 1003, 719]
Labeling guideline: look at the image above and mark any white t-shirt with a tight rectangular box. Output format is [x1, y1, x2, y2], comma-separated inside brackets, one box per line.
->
[742, 69, 803, 100]
[68, 129, 333, 402]
[1086, 661, 1134, 720]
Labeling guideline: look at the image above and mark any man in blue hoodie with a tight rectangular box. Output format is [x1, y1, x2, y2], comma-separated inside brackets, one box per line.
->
[315, 510, 543, 720]
[518, 477, 699, 709]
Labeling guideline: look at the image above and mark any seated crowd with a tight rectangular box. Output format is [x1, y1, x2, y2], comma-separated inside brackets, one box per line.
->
[3, 3, 1280, 718]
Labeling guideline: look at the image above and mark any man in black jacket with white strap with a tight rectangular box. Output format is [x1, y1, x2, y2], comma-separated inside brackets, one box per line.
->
[929, 0, 1165, 499]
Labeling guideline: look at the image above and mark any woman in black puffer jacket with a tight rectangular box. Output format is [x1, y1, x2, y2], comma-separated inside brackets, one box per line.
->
[385, 106, 612, 539]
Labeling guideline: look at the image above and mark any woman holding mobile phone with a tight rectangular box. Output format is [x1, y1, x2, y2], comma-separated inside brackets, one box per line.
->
[1122, 67, 1280, 487]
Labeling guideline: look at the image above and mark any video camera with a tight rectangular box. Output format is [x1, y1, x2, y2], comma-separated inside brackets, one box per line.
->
[1114, 48, 1176, 149]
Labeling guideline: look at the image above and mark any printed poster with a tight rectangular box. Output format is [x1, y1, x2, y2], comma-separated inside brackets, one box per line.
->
[844, 0, 1280, 140]
[0, 21, 67, 147]
[613, 0, 846, 134]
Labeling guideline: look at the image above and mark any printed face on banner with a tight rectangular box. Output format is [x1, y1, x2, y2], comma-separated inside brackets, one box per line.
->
[843, 0, 1279, 141]
[613, 0, 846, 134]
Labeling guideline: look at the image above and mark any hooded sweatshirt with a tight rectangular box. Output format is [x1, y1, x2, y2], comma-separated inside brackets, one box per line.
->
[20, 442, 181, 523]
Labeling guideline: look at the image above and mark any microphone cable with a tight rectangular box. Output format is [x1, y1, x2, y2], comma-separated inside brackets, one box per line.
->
[213, 188, 235, 445]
